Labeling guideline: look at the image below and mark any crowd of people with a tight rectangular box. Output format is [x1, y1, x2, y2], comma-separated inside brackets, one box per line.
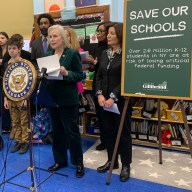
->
[0, 13, 132, 181]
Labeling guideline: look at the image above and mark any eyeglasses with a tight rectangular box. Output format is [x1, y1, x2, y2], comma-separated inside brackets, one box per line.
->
[95, 29, 106, 34]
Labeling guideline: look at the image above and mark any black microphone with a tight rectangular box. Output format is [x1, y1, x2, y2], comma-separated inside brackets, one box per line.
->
[37, 67, 47, 95]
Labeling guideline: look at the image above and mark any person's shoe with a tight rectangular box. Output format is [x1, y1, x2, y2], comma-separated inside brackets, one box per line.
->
[11, 142, 21, 153]
[95, 143, 106, 151]
[120, 165, 130, 182]
[76, 165, 84, 178]
[97, 161, 119, 173]
[19, 143, 29, 154]
[48, 162, 68, 172]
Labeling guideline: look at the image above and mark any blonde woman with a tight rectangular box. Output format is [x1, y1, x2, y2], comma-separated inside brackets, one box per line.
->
[46, 25, 84, 178]
[64, 27, 80, 51]
[65, 27, 84, 93]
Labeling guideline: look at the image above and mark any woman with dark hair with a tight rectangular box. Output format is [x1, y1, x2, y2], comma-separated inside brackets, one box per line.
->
[0, 32, 11, 133]
[0, 32, 9, 66]
[84, 21, 112, 151]
[95, 22, 132, 182]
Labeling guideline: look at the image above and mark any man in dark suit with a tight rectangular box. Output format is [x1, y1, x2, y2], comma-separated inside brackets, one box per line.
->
[31, 13, 55, 70]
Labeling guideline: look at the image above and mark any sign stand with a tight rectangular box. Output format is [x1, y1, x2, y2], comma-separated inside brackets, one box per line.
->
[180, 100, 192, 158]
[157, 99, 163, 164]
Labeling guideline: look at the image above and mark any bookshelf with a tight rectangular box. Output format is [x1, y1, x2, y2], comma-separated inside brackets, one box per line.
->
[80, 92, 192, 152]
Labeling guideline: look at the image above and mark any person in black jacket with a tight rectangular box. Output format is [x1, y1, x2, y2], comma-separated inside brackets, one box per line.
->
[95, 23, 132, 182]
[84, 22, 112, 151]
[0, 32, 10, 134]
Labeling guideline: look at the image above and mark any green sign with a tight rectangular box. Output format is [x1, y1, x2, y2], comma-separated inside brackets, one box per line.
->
[86, 24, 98, 37]
[74, 27, 86, 39]
[122, 0, 192, 99]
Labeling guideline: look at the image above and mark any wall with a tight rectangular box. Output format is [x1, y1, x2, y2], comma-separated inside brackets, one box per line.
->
[112, 0, 124, 22]
[0, 0, 34, 39]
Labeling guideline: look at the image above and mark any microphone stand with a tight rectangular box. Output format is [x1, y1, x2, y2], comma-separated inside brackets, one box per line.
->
[0, 69, 68, 191]
[36, 68, 47, 96]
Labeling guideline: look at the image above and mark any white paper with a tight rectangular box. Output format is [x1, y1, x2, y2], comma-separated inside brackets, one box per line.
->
[103, 103, 120, 114]
[80, 51, 89, 62]
[37, 55, 60, 74]
[37, 55, 62, 80]
[90, 34, 98, 44]
[47, 71, 63, 80]
[48, 69, 60, 77]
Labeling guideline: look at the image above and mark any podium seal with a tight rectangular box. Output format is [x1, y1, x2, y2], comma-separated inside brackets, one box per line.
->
[3, 59, 37, 101]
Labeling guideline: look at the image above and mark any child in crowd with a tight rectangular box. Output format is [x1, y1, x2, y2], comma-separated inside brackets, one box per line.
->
[4, 36, 29, 154]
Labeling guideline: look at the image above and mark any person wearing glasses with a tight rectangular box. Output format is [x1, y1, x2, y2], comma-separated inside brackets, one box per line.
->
[84, 21, 113, 151]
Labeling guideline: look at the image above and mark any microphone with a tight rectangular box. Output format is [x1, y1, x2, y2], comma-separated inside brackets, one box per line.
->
[37, 67, 47, 95]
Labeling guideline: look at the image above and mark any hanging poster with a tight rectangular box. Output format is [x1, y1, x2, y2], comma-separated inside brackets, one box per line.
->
[44, 0, 65, 12]
[75, 0, 97, 8]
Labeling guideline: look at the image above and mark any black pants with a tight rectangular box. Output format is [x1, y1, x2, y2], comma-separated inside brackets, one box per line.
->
[101, 99, 132, 165]
[49, 105, 83, 165]
[0, 86, 11, 132]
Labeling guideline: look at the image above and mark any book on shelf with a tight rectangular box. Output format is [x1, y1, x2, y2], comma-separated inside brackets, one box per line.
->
[134, 98, 145, 107]
[85, 93, 95, 112]
[178, 125, 188, 145]
[171, 100, 188, 111]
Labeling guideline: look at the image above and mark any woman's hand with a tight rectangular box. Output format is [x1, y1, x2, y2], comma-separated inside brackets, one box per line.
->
[60, 66, 68, 76]
[83, 55, 94, 64]
[98, 95, 106, 107]
[104, 98, 114, 108]
[0, 59, 2, 66]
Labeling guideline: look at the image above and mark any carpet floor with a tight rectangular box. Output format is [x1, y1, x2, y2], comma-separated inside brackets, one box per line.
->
[84, 140, 192, 191]
[0, 134, 191, 192]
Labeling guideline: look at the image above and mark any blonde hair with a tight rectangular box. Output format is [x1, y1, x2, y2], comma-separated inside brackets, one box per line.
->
[48, 24, 70, 48]
[64, 27, 80, 50]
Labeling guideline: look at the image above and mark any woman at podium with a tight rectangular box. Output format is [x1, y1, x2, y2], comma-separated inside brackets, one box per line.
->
[45, 25, 84, 178]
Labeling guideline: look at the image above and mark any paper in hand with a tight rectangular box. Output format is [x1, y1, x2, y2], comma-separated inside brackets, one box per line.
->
[37, 55, 62, 80]
[103, 103, 120, 114]
[80, 51, 89, 63]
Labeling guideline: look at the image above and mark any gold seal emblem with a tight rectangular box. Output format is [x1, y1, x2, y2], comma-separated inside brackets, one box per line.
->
[3, 59, 37, 101]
